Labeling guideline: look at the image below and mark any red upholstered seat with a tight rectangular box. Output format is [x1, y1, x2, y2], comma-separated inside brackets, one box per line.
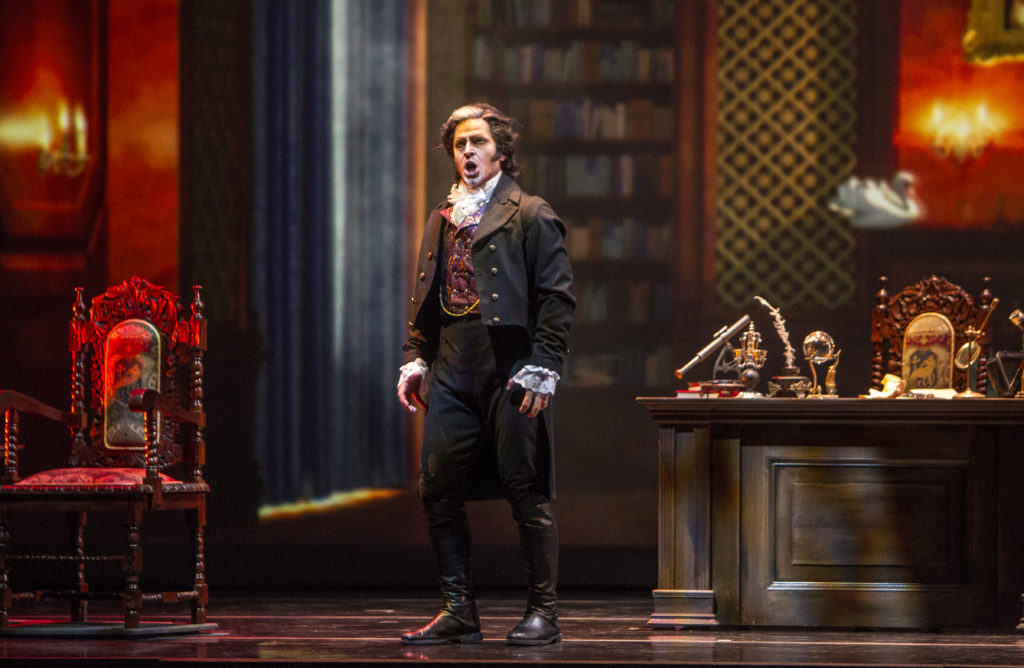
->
[10, 468, 179, 488]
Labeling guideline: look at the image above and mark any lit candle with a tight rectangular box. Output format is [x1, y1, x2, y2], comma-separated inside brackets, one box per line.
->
[976, 102, 989, 124]
[74, 104, 87, 154]
[929, 103, 946, 131]
[58, 101, 70, 143]
[39, 115, 52, 151]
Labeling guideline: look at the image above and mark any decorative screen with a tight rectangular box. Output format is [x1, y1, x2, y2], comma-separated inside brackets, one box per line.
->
[715, 0, 857, 308]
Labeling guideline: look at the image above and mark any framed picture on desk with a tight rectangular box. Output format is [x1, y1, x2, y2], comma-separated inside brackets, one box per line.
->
[902, 312, 955, 390]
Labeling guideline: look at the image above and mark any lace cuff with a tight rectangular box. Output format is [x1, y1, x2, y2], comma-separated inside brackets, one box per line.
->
[398, 358, 429, 387]
[509, 365, 560, 395]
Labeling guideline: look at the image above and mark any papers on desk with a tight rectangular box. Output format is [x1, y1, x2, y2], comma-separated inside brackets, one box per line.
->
[899, 388, 958, 399]
[862, 374, 904, 398]
[861, 373, 957, 399]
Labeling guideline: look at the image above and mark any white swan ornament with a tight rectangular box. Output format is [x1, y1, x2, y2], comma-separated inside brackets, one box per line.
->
[829, 171, 922, 228]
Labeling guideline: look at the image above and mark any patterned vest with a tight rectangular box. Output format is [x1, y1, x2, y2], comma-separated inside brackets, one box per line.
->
[440, 201, 486, 317]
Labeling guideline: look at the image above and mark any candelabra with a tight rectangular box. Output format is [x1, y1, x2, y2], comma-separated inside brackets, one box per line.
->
[928, 100, 1003, 163]
[38, 101, 89, 177]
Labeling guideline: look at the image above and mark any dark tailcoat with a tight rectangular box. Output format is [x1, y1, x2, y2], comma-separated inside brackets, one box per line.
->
[403, 174, 575, 500]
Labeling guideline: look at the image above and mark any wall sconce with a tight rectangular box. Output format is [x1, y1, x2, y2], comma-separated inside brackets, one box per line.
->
[927, 100, 1004, 163]
[38, 100, 89, 177]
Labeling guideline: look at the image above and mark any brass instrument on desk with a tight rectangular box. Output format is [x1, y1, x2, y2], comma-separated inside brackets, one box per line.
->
[675, 315, 751, 381]
[954, 298, 998, 398]
[733, 323, 768, 398]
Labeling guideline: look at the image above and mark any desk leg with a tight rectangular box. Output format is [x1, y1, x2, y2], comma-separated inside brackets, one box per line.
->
[649, 425, 718, 627]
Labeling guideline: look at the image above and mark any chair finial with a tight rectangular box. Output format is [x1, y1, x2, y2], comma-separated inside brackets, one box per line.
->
[191, 285, 204, 320]
[73, 287, 87, 319]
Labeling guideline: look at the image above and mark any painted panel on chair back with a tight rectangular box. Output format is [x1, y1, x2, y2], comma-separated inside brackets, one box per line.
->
[68, 276, 204, 470]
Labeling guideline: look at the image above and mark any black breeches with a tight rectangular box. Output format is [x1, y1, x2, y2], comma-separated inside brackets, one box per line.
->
[419, 317, 548, 510]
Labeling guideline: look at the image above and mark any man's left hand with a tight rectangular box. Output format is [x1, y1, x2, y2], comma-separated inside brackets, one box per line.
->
[506, 365, 559, 418]
[518, 389, 550, 418]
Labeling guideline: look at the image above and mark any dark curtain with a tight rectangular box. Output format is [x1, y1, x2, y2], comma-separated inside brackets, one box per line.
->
[251, 0, 408, 506]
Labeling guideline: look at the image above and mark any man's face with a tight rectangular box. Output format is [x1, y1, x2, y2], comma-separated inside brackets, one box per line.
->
[452, 118, 503, 190]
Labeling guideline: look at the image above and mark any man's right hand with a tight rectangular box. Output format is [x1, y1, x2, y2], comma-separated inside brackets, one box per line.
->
[397, 360, 428, 413]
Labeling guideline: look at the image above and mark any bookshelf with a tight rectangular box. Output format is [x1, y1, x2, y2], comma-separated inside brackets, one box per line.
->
[466, 0, 679, 394]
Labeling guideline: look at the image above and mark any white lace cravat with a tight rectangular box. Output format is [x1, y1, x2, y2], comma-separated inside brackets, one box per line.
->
[447, 173, 501, 227]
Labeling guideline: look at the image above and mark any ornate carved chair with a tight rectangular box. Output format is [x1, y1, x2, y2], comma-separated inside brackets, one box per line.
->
[0, 276, 213, 635]
[870, 275, 994, 394]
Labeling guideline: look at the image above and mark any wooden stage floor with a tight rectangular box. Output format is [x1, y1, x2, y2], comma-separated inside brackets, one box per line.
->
[1, 591, 1024, 667]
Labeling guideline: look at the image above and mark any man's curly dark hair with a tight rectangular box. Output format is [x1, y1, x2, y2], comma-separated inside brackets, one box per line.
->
[440, 103, 521, 180]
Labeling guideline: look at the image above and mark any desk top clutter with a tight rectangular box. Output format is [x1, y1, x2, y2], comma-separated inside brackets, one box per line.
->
[672, 276, 1022, 400]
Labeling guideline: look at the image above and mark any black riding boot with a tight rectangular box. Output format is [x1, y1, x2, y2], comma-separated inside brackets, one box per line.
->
[507, 500, 561, 645]
[401, 500, 482, 645]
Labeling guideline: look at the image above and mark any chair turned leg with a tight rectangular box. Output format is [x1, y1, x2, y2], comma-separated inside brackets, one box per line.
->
[190, 507, 208, 624]
[0, 512, 10, 630]
[68, 511, 88, 622]
[123, 507, 143, 629]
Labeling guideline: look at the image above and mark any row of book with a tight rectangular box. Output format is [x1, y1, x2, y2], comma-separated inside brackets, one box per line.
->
[474, 39, 674, 85]
[567, 217, 672, 262]
[574, 279, 673, 325]
[507, 97, 674, 142]
[472, 0, 674, 30]
[563, 343, 674, 389]
[520, 153, 675, 200]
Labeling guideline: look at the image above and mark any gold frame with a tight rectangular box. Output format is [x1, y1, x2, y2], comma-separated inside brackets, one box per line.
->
[963, 0, 1024, 63]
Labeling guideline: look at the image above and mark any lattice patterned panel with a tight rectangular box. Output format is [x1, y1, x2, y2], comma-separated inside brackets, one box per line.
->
[716, 0, 857, 309]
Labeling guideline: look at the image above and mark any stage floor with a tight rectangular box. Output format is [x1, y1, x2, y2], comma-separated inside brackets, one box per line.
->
[1, 591, 1023, 667]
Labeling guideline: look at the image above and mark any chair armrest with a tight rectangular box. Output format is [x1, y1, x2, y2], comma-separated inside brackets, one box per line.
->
[127, 389, 205, 427]
[0, 389, 84, 428]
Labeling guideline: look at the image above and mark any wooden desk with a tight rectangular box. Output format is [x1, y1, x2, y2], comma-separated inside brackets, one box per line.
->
[636, 397, 1024, 629]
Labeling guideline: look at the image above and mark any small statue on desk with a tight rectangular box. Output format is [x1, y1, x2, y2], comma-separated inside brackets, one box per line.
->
[825, 349, 841, 396]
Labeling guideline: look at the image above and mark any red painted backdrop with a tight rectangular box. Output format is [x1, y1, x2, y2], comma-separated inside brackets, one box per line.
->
[898, 0, 1024, 227]
[0, 0, 178, 292]
[108, 0, 179, 292]
[0, 0, 103, 249]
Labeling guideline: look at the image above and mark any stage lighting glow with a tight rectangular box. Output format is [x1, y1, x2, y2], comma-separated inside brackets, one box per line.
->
[257, 487, 402, 521]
